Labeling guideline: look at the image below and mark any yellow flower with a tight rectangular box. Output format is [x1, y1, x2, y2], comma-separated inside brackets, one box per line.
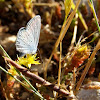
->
[17, 54, 40, 69]
[77, 45, 88, 53]
[7, 64, 18, 81]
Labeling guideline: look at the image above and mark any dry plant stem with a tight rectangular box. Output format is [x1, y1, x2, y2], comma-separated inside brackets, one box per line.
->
[62, 45, 78, 65]
[33, 3, 58, 7]
[44, 0, 81, 79]
[65, 13, 78, 62]
[73, 68, 76, 90]
[77, 64, 85, 73]
[81, 31, 97, 43]
[62, 2, 80, 61]
[61, 13, 78, 67]
[4, 57, 71, 96]
[60, 46, 78, 83]
[62, 30, 86, 63]
[72, 2, 88, 31]
[60, 0, 80, 42]
[77, 11, 88, 31]
[68, 13, 78, 53]
[58, 41, 62, 86]
[71, 13, 78, 46]
[76, 39, 100, 90]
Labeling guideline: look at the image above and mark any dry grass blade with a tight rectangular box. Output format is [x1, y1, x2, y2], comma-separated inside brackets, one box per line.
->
[76, 39, 100, 90]
[44, 0, 81, 79]
[4, 57, 72, 97]
[58, 41, 62, 86]
[77, 11, 88, 30]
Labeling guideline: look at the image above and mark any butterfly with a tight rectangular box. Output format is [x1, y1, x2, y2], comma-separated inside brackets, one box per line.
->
[16, 15, 41, 55]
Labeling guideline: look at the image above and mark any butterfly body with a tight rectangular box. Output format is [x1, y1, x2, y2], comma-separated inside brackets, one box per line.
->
[16, 15, 41, 55]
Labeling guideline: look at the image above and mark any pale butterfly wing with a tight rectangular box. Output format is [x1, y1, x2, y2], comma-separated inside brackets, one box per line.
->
[16, 27, 34, 54]
[16, 15, 41, 54]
